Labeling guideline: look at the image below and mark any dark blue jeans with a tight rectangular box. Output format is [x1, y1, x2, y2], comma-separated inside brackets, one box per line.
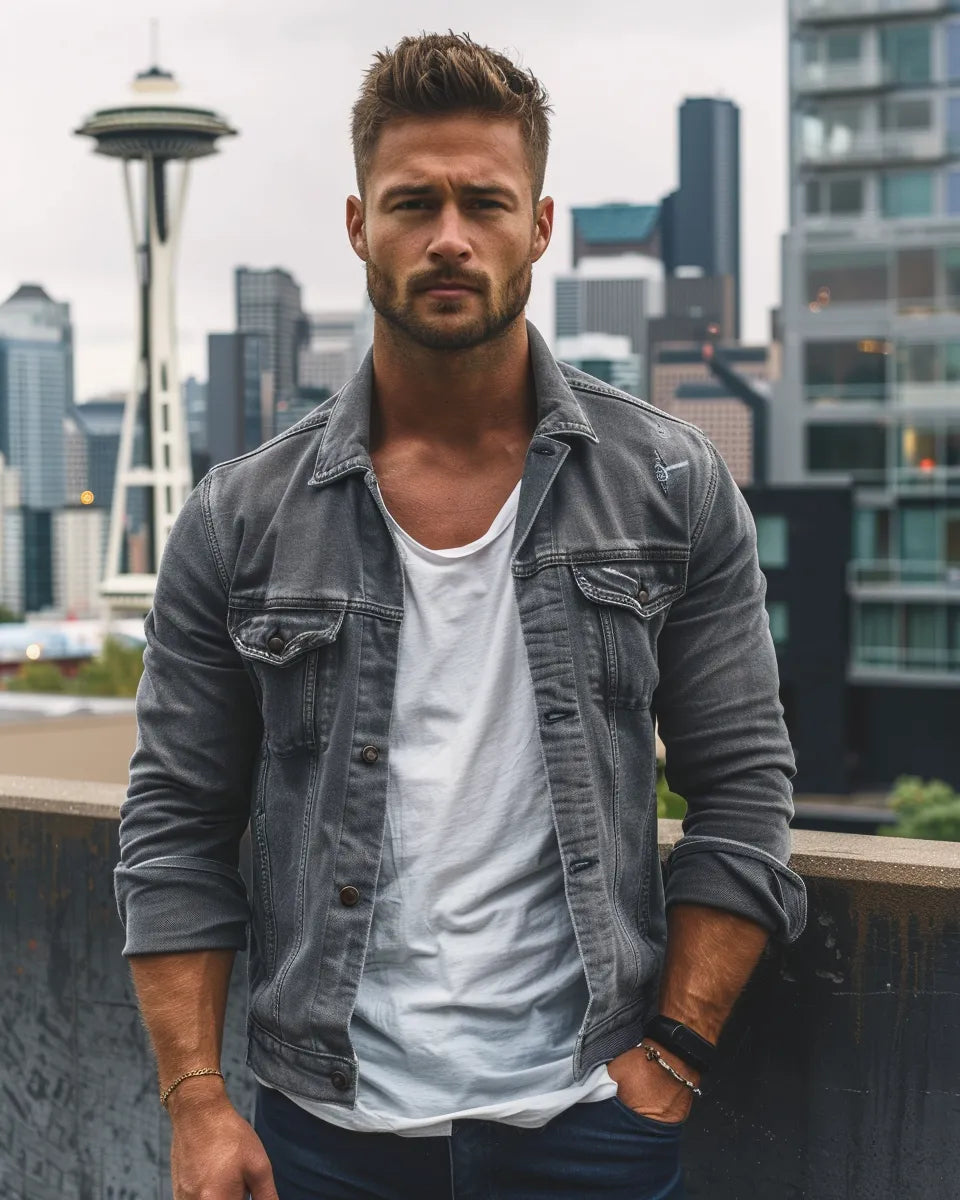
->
[254, 1084, 685, 1199]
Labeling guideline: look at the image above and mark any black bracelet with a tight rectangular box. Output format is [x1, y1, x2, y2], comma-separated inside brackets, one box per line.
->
[643, 1015, 716, 1075]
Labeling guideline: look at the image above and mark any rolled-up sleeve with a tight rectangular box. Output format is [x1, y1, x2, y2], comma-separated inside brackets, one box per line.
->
[115, 473, 262, 956]
[654, 443, 807, 943]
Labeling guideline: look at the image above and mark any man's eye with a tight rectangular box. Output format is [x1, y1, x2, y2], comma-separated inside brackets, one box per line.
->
[472, 199, 504, 209]
[395, 200, 429, 210]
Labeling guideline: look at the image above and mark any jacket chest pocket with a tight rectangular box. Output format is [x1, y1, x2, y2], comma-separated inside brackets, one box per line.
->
[227, 604, 345, 756]
[571, 559, 687, 710]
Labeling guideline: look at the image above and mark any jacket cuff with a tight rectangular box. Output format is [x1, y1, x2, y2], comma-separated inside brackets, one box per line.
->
[114, 856, 250, 956]
[664, 835, 807, 944]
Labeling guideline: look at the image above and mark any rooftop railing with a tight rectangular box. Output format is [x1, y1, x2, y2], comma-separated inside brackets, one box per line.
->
[795, 0, 959, 22]
[2, 774, 959, 1199]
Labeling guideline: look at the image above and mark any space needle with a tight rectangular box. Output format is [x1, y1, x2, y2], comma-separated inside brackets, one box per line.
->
[76, 32, 236, 615]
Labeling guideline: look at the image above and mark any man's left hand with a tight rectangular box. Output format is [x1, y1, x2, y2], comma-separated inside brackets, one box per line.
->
[606, 1043, 699, 1125]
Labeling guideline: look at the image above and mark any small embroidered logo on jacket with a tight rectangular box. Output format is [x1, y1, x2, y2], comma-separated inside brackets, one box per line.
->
[655, 451, 689, 496]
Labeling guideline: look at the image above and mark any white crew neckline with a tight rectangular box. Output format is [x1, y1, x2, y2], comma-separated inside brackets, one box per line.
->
[383, 480, 522, 561]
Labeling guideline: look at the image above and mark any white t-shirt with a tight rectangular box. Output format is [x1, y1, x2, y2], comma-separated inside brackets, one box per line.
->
[262, 480, 615, 1135]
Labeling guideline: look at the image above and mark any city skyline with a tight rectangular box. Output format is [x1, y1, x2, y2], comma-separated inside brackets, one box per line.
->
[2, 0, 787, 400]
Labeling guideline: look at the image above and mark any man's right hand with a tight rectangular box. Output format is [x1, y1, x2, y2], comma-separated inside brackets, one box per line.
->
[168, 1078, 279, 1200]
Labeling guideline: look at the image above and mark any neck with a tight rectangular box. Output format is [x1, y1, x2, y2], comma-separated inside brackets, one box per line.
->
[370, 313, 536, 447]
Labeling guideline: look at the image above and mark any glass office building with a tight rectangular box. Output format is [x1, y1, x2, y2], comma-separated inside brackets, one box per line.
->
[778, 0, 960, 682]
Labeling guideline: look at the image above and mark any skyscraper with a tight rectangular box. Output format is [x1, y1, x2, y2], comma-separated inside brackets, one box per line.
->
[235, 267, 305, 432]
[779, 0, 960, 783]
[0, 285, 72, 613]
[206, 332, 270, 468]
[663, 98, 742, 339]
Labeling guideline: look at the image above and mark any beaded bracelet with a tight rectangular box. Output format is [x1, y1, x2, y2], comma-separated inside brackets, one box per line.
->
[160, 1067, 224, 1108]
[638, 1042, 703, 1097]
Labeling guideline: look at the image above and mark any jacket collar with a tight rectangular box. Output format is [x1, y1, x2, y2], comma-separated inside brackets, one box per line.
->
[309, 320, 598, 487]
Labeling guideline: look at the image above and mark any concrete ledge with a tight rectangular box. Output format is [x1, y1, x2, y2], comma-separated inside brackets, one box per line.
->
[0, 773, 126, 820]
[3, 779, 958, 886]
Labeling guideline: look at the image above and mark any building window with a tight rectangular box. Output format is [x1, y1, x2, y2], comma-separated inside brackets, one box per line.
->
[807, 424, 888, 475]
[806, 250, 887, 304]
[948, 22, 960, 82]
[827, 32, 861, 63]
[881, 97, 932, 132]
[756, 515, 789, 569]
[881, 24, 932, 85]
[896, 248, 936, 306]
[947, 171, 960, 216]
[857, 603, 897, 666]
[905, 605, 945, 668]
[805, 340, 889, 403]
[881, 171, 934, 218]
[830, 178, 864, 215]
[767, 602, 789, 647]
[896, 342, 938, 385]
[854, 508, 891, 563]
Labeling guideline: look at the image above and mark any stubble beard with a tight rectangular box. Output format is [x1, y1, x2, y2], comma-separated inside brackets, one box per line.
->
[365, 259, 532, 352]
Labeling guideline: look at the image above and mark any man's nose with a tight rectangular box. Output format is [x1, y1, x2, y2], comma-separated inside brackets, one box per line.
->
[426, 205, 471, 264]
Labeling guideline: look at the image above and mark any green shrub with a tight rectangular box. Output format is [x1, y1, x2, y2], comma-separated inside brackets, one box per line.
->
[5, 661, 69, 692]
[657, 761, 687, 820]
[881, 775, 960, 842]
[0, 605, 20, 623]
[72, 637, 144, 697]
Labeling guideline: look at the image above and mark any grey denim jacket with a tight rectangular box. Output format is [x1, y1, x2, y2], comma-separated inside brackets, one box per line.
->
[117, 322, 806, 1107]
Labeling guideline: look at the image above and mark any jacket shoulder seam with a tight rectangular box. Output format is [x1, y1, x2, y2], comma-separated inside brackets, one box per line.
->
[690, 441, 721, 552]
[199, 474, 230, 598]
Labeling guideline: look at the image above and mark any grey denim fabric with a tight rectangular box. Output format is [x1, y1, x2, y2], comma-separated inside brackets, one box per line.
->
[116, 321, 806, 1108]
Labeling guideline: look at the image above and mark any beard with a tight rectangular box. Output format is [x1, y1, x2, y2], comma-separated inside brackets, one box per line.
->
[366, 258, 532, 352]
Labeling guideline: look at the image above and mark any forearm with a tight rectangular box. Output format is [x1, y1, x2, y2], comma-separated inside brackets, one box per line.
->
[129, 948, 235, 1112]
[657, 902, 769, 1043]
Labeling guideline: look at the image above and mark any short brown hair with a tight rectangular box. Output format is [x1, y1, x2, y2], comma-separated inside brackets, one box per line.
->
[352, 32, 552, 200]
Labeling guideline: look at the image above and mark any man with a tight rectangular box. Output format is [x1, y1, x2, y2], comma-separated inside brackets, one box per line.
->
[117, 32, 806, 1200]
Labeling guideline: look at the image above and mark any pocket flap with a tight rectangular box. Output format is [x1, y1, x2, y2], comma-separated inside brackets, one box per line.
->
[572, 560, 687, 618]
[228, 605, 345, 666]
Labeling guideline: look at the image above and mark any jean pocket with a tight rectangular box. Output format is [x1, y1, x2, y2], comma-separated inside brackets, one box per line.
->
[610, 1095, 686, 1135]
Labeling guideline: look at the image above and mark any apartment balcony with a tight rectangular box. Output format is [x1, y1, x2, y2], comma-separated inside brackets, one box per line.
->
[3, 775, 959, 1198]
[849, 556, 960, 594]
[794, 59, 887, 95]
[795, 0, 960, 26]
[799, 127, 948, 167]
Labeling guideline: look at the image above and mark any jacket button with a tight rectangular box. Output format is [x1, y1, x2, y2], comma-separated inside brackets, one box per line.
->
[361, 745, 380, 764]
[637, 589, 650, 604]
[330, 1070, 349, 1091]
[339, 885, 360, 907]
[267, 635, 285, 653]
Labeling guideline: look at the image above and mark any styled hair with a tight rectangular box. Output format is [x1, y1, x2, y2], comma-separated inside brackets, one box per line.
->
[352, 32, 552, 200]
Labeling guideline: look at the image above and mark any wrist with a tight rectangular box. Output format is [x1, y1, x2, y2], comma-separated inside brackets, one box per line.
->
[164, 1072, 229, 1120]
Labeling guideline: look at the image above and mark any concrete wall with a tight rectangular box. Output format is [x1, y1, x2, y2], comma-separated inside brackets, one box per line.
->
[1, 777, 958, 1200]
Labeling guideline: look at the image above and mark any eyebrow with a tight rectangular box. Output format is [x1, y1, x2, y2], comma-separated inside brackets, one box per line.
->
[379, 182, 520, 205]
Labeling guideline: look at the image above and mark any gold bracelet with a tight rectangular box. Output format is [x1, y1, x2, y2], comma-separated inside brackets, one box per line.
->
[159, 1067, 224, 1108]
[639, 1042, 703, 1097]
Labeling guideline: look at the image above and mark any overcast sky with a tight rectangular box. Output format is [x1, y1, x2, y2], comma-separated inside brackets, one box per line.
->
[2, 0, 788, 401]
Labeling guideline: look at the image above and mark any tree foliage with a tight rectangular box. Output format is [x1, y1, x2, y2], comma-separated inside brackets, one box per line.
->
[0, 605, 21, 623]
[657, 761, 687, 820]
[881, 775, 960, 842]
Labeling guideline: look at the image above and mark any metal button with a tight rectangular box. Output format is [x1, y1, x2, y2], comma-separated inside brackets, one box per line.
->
[267, 635, 285, 654]
[637, 589, 650, 604]
[361, 744, 380, 764]
[330, 1070, 349, 1091]
[339, 885, 360, 907]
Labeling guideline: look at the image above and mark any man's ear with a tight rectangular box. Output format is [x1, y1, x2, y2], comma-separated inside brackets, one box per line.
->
[346, 195, 368, 261]
[532, 196, 554, 264]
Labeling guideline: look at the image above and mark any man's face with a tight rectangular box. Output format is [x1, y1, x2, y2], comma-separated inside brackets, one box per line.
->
[347, 113, 553, 351]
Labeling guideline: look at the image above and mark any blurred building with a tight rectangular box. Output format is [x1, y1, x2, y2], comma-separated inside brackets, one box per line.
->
[73, 397, 124, 516]
[0, 284, 72, 613]
[235, 267, 305, 433]
[297, 309, 365, 395]
[777, 0, 960, 785]
[556, 333, 642, 395]
[661, 98, 742, 338]
[571, 203, 660, 266]
[182, 375, 209, 481]
[207, 332, 271, 467]
[0, 454, 23, 616]
[53, 506, 107, 619]
[554, 252, 664, 385]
